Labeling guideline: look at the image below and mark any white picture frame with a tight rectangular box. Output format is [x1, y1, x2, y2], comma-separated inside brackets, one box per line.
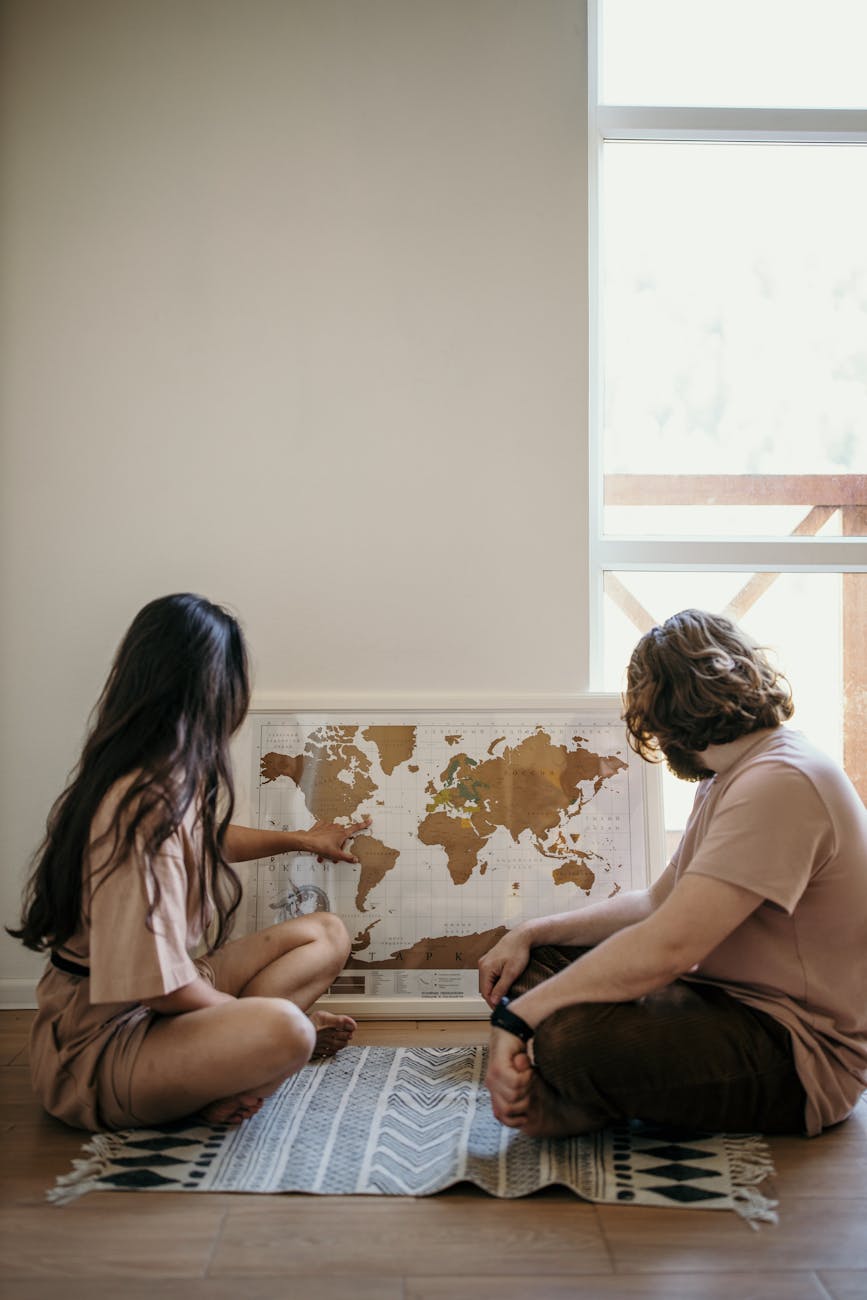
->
[231, 695, 665, 1019]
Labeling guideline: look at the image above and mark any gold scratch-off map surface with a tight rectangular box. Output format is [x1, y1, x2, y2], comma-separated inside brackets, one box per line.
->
[242, 711, 652, 1000]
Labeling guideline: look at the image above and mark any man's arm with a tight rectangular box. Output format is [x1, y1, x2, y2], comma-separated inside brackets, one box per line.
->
[509, 872, 761, 1029]
[478, 862, 678, 1007]
[486, 872, 763, 1127]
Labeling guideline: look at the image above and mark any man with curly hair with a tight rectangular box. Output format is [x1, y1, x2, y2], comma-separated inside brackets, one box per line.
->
[481, 609, 867, 1138]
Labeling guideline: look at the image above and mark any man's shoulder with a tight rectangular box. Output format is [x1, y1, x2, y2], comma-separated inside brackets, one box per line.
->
[728, 729, 839, 786]
[709, 734, 828, 825]
[722, 730, 867, 838]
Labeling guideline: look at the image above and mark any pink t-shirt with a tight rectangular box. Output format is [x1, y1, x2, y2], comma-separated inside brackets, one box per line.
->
[673, 728, 867, 1135]
[84, 782, 208, 1003]
[30, 778, 211, 1128]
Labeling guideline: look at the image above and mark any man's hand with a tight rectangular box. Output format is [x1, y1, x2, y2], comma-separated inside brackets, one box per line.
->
[301, 817, 372, 864]
[478, 927, 533, 1008]
[485, 1027, 534, 1128]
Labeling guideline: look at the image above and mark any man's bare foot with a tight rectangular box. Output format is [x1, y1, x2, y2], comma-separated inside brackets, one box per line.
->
[520, 1074, 606, 1139]
[309, 1010, 357, 1058]
[199, 1091, 265, 1126]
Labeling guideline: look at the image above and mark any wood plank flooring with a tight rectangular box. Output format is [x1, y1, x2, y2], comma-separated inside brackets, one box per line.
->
[1, 1009, 865, 1299]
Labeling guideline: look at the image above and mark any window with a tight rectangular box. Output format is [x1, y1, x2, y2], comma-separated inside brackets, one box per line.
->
[588, 0, 867, 852]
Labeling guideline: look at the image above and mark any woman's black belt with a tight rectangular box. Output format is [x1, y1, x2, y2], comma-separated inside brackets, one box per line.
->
[50, 951, 90, 978]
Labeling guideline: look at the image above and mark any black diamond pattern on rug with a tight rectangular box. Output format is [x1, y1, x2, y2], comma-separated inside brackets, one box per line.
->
[638, 1144, 716, 1162]
[646, 1184, 727, 1204]
[640, 1163, 723, 1183]
[121, 1136, 203, 1152]
[100, 1170, 184, 1190]
[109, 1154, 191, 1169]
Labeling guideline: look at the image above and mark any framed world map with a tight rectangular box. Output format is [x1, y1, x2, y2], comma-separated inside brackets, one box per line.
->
[231, 698, 664, 1017]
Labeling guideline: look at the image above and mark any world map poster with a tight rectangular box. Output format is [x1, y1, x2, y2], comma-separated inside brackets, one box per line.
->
[238, 708, 660, 1008]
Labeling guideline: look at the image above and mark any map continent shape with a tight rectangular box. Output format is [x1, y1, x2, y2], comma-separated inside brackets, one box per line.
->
[260, 725, 376, 822]
[418, 729, 626, 889]
[361, 725, 417, 776]
[352, 834, 401, 912]
[346, 926, 508, 971]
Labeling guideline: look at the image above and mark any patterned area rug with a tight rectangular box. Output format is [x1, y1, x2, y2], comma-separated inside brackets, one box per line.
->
[49, 1045, 778, 1224]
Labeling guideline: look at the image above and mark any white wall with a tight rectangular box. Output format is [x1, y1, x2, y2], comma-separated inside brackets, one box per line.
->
[0, 0, 589, 998]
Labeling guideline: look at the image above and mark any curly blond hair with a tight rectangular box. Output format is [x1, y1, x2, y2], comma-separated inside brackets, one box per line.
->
[623, 609, 794, 763]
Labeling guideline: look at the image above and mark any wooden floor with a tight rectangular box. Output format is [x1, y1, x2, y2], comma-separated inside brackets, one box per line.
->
[1, 1010, 865, 1299]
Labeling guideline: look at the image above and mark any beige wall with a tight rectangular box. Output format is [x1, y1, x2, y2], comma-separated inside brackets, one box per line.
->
[0, 0, 589, 997]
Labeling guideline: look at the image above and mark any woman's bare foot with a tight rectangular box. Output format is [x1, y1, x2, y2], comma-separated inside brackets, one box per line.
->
[199, 1091, 265, 1126]
[309, 1010, 357, 1058]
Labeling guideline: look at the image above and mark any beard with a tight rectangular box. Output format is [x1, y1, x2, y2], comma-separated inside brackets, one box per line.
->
[661, 742, 715, 783]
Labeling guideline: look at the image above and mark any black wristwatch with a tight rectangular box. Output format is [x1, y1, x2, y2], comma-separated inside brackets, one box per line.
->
[490, 996, 534, 1043]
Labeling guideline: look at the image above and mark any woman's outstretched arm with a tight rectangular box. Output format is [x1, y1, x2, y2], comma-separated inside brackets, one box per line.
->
[223, 817, 372, 865]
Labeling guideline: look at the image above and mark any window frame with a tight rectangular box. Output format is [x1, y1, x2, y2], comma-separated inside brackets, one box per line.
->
[586, 0, 867, 687]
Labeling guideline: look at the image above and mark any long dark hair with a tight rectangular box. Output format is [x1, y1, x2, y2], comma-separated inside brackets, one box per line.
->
[9, 593, 251, 954]
[623, 608, 794, 762]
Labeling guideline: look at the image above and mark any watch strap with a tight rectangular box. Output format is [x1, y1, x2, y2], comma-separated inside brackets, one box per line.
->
[490, 996, 534, 1043]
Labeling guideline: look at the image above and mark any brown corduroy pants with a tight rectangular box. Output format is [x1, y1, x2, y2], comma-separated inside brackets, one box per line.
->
[509, 946, 807, 1134]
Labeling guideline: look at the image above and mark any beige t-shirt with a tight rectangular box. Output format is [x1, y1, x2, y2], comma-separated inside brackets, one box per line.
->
[673, 728, 867, 1135]
[30, 778, 212, 1128]
[69, 777, 209, 1002]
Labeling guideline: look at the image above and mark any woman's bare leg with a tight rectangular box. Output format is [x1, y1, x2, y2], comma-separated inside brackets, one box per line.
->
[127, 913, 356, 1126]
[205, 912, 350, 1006]
[204, 912, 357, 1058]
[128, 996, 316, 1126]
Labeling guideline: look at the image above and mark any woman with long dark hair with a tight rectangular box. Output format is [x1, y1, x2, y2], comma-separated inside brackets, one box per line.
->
[9, 593, 368, 1130]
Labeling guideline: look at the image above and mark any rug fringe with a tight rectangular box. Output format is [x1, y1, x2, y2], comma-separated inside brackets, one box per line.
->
[724, 1135, 779, 1229]
[730, 1184, 779, 1229]
[47, 1132, 129, 1205]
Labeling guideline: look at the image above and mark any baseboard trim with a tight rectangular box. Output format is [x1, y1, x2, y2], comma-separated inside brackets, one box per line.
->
[0, 978, 38, 1009]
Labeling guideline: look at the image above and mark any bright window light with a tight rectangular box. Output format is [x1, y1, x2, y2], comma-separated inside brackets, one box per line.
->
[602, 0, 867, 108]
